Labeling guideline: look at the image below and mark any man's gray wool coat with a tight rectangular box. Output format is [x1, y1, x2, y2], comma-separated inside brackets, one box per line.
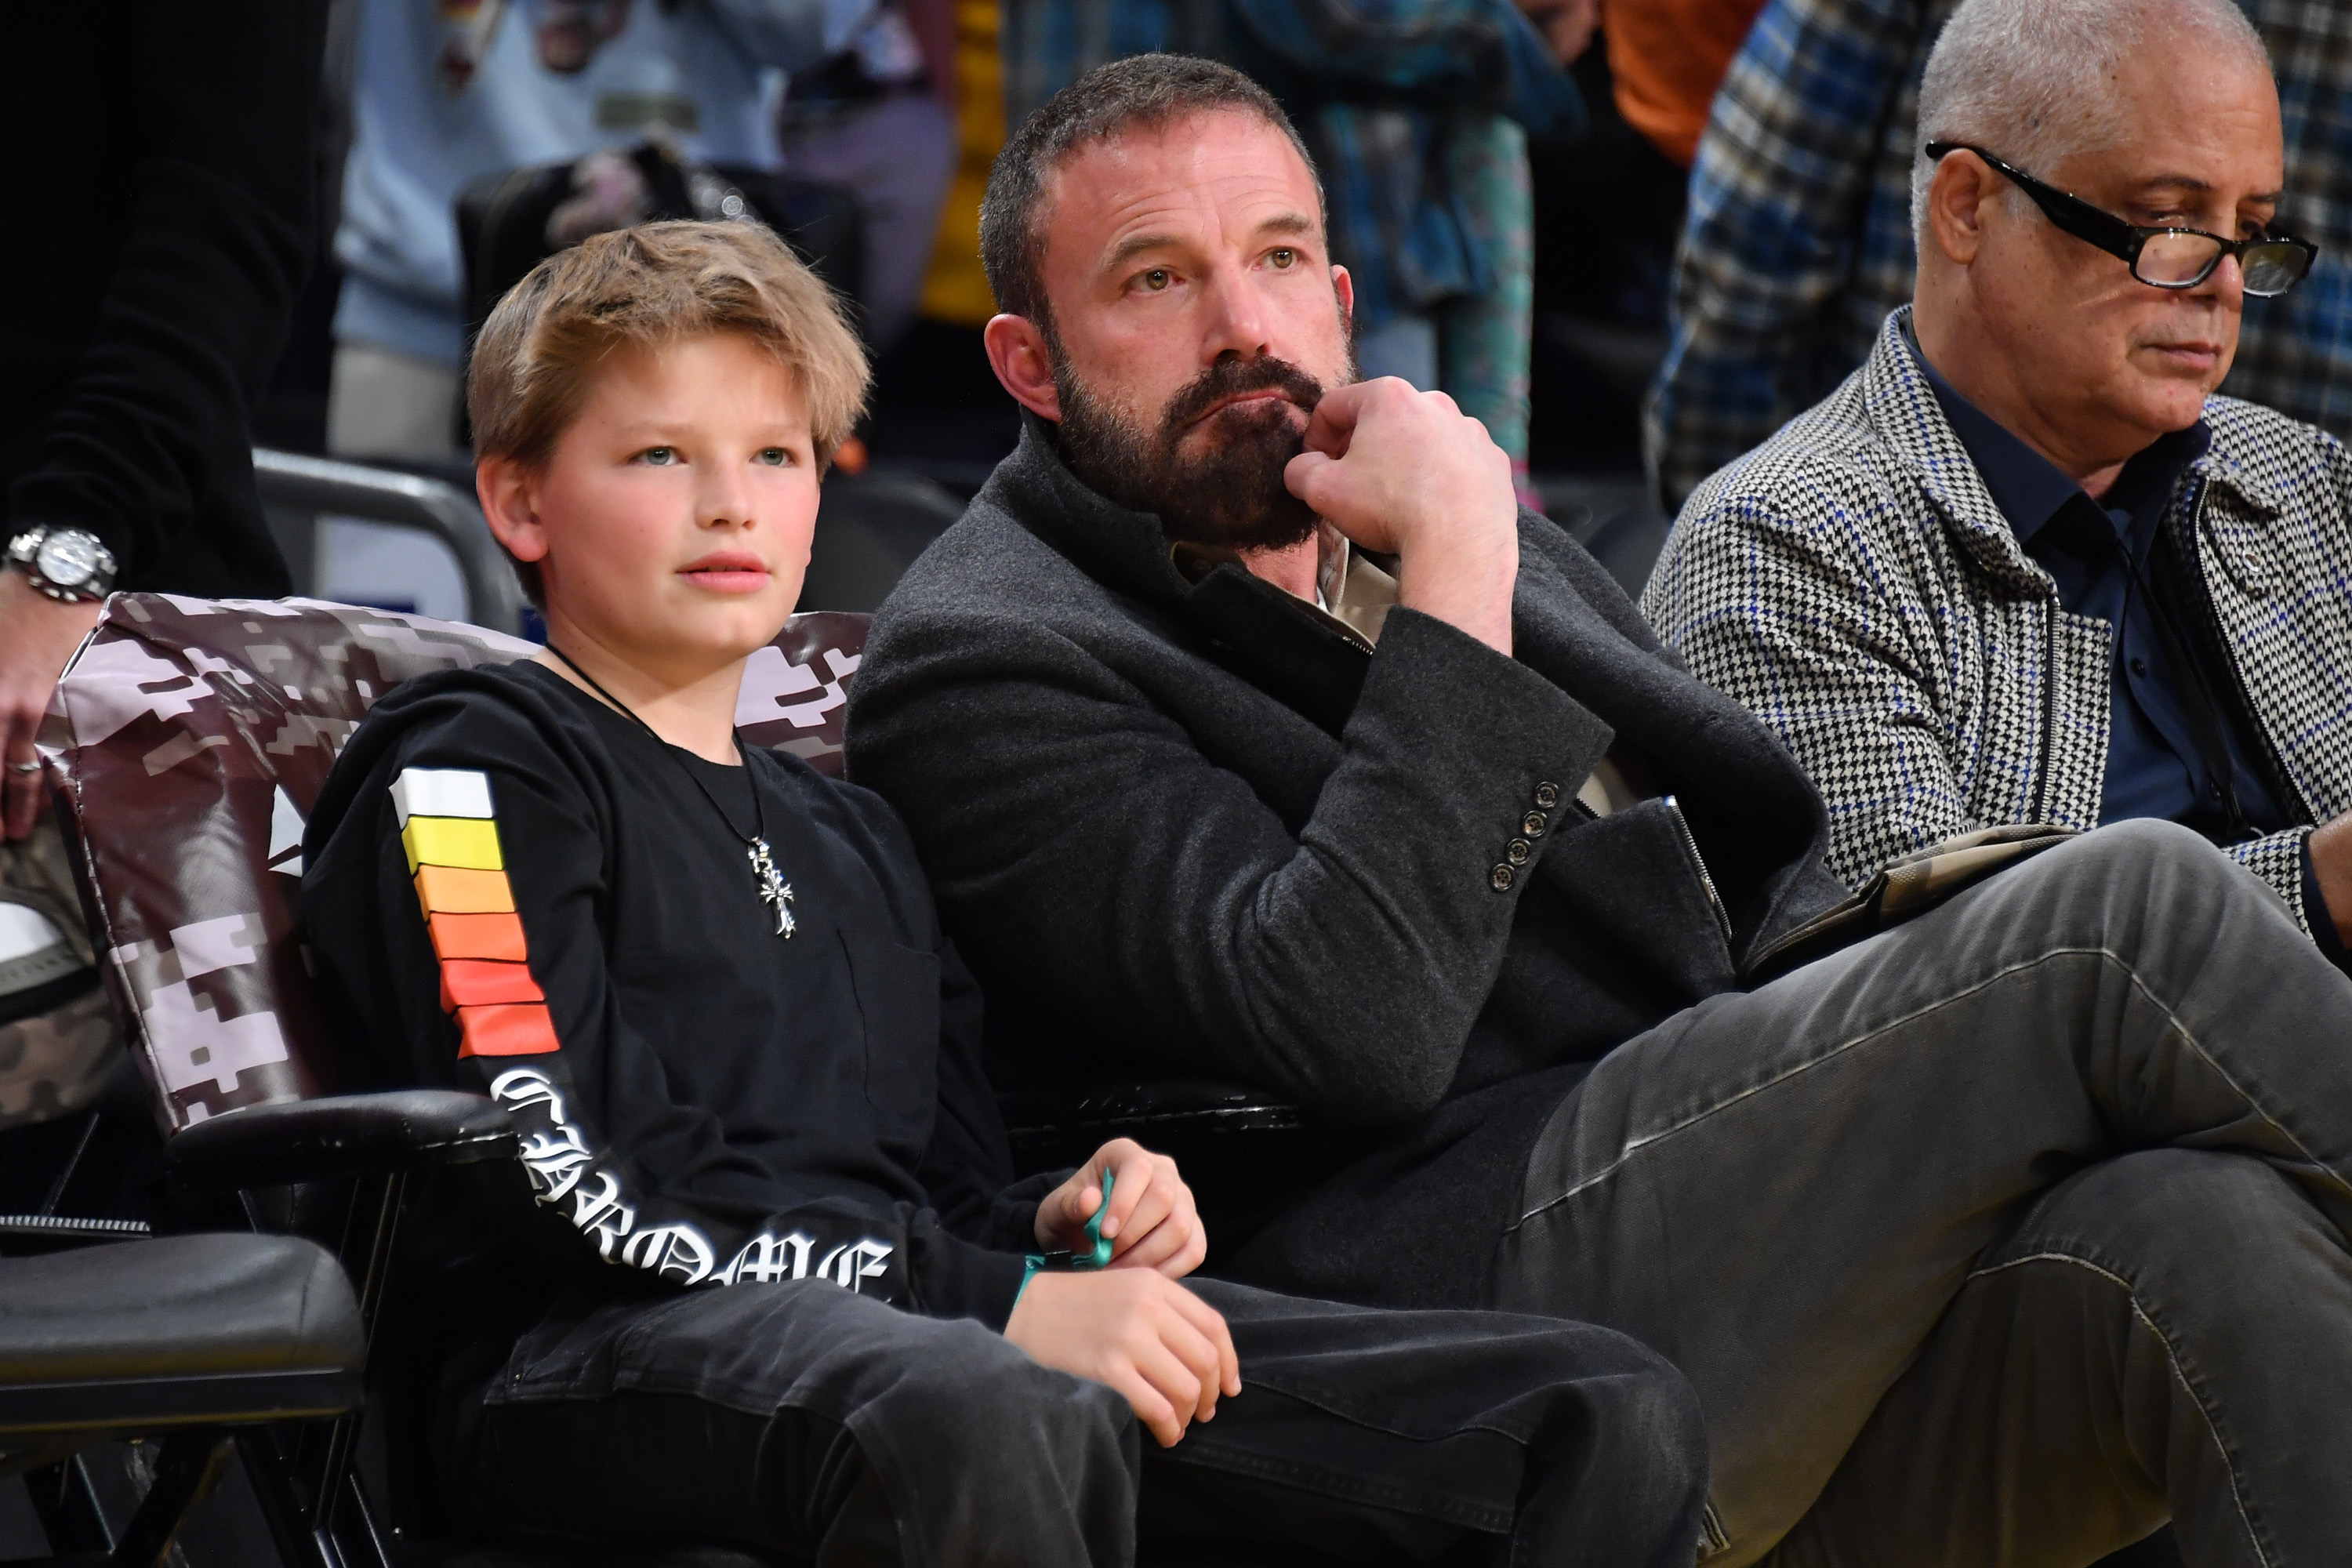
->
[846, 418, 1849, 1310]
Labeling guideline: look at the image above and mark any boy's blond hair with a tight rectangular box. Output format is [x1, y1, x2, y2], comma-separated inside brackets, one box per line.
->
[468, 220, 869, 604]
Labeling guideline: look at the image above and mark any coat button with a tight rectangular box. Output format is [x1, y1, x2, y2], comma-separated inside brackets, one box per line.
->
[1490, 862, 1516, 892]
[1522, 811, 1548, 837]
[1534, 781, 1561, 810]
[1506, 837, 1532, 864]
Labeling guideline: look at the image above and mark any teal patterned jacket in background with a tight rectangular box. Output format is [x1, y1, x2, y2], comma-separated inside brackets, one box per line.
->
[998, 0, 1581, 464]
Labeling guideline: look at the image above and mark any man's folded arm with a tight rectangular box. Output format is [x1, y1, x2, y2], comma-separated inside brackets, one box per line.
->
[848, 604, 1606, 1126]
[1643, 495, 1977, 887]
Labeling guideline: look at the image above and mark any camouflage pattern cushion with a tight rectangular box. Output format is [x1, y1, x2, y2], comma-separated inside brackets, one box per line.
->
[43, 596, 868, 1131]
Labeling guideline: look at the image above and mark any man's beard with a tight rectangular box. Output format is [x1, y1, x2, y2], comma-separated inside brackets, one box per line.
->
[1054, 352, 1338, 553]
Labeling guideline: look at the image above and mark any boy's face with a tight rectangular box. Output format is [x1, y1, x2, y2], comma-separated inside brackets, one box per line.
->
[483, 331, 821, 678]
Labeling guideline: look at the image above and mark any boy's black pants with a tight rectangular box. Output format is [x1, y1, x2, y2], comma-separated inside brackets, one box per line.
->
[451, 1275, 1708, 1566]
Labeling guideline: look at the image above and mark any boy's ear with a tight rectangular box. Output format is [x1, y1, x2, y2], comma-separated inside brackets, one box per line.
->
[477, 455, 552, 568]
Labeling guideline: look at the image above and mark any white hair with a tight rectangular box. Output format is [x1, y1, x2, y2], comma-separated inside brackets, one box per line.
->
[1910, 0, 2272, 244]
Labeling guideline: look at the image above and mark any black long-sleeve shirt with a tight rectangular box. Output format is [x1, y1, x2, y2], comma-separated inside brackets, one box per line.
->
[2, 0, 317, 593]
[302, 662, 1039, 1341]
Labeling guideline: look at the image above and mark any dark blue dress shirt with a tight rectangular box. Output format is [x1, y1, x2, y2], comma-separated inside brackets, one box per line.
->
[1904, 326, 2350, 967]
[1904, 325, 2287, 836]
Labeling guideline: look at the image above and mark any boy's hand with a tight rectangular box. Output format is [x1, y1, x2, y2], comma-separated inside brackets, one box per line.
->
[1004, 1270, 1241, 1447]
[1035, 1138, 1207, 1278]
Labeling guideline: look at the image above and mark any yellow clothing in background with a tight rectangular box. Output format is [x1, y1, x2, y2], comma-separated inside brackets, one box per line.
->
[1600, 0, 1767, 168]
[917, 0, 1004, 325]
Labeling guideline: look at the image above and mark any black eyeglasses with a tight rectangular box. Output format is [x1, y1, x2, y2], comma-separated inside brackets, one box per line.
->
[1924, 141, 2318, 297]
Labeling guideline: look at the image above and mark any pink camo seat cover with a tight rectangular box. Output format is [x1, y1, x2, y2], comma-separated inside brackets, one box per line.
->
[42, 595, 869, 1131]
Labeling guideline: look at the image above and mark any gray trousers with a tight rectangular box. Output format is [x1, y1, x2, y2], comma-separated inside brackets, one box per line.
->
[1496, 818, 2352, 1567]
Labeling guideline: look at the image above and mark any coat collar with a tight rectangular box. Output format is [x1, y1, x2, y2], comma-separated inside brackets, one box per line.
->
[980, 413, 1200, 611]
[1864, 307, 2290, 596]
[1863, 307, 2053, 597]
[982, 412, 1381, 733]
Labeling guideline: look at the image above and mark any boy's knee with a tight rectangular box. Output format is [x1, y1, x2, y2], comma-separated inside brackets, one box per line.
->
[874, 1321, 1132, 1462]
[1584, 1329, 1709, 1484]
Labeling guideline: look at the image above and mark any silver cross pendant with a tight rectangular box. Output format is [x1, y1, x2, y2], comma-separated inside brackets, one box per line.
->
[746, 837, 796, 938]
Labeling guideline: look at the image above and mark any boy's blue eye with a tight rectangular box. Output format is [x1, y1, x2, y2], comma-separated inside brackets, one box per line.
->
[639, 447, 677, 466]
[757, 448, 790, 466]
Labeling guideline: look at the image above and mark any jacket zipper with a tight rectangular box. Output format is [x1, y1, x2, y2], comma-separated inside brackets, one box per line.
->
[2179, 480, 2314, 822]
[2030, 596, 2057, 825]
[1665, 794, 1733, 949]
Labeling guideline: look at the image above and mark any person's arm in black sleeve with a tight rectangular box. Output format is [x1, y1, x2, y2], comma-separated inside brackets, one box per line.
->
[917, 932, 1065, 1252]
[0, 0, 319, 839]
[9, 0, 318, 580]
[308, 706, 1027, 1325]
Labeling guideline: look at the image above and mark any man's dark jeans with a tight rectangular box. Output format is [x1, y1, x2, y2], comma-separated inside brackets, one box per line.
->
[1500, 819, 2352, 1565]
[448, 1274, 1708, 1566]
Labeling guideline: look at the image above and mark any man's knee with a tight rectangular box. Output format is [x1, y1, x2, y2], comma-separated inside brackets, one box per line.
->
[1988, 1148, 2343, 1290]
[2045, 818, 2238, 896]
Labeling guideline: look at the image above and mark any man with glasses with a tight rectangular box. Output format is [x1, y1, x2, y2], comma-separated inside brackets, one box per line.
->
[1646, 0, 2352, 972]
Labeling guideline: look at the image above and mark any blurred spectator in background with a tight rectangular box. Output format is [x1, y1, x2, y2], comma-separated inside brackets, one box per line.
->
[775, 1, 961, 350]
[0, 0, 321, 1181]
[999, 1, 1586, 493]
[1649, 0, 2352, 510]
[1597, 0, 1760, 167]
[855, 0, 1027, 481]
[329, 0, 877, 461]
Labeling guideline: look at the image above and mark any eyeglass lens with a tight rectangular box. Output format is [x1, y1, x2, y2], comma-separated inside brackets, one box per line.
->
[2133, 231, 2310, 296]
[2135, 232, 2227, 287]
[2241, 241, 2312, 297]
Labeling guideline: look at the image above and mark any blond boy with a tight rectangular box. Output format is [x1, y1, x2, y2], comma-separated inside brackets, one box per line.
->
[299, 221, 1702, 1563]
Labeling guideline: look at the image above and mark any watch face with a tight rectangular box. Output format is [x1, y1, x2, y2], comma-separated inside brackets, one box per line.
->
[33, 532, 100, 587]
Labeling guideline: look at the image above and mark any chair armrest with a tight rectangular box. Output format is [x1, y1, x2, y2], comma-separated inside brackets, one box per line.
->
[164, 1091, 515, 1191]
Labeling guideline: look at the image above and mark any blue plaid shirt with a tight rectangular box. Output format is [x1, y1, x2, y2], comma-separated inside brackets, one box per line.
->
[1646, 0, 2352, 510]
[999, 1, 1581, 334]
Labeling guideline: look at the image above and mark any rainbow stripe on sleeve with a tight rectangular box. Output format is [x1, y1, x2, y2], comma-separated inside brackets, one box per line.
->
[392, 767, 559, 1059]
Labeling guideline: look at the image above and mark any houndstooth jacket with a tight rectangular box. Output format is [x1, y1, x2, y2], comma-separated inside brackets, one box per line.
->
[1642, 307, 2352, 933]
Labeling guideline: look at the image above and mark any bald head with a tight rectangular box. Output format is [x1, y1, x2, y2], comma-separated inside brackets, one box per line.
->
[1911, 0, 2272, 241]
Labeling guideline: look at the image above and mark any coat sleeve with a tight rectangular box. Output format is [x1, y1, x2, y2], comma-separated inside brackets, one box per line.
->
[1650, 0, 1928, 510]
[1642, 481, 1979, 890]
[306, 714, 1028, 1327]
[848, 603, 1608, 1127]
[5, 0, 318, 581]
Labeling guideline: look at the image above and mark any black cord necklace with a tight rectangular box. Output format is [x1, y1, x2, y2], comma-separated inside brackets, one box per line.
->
[543, 645, 797, 938]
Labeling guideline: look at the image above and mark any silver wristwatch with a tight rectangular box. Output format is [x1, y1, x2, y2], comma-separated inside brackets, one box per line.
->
[5, 526, 117, 604]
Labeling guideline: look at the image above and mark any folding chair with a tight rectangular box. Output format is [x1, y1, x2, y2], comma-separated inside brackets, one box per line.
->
[0, 1231, 365, 1568]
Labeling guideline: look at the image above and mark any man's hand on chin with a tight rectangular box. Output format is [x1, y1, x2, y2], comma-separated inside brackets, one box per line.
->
[1284, 378, 1519, 657]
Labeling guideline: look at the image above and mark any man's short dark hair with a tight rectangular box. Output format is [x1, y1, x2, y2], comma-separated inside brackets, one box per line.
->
[978, 53, 1323, 328]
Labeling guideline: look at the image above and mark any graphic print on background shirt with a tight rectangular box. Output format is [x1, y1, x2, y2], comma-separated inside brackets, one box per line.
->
[390, 764, 897, 1294]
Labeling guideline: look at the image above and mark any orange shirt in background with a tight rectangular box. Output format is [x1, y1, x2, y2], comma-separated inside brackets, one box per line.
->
[1600, 0, 1768, 167]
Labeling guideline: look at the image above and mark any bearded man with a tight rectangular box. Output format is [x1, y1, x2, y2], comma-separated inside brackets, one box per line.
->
[849, 53, 2352, 1564]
